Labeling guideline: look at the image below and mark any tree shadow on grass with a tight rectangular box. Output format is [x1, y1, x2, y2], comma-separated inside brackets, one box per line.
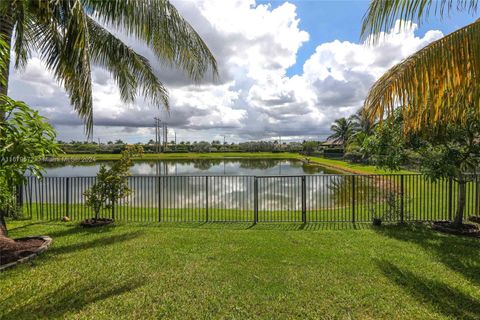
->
[44, 223, 117, 239]
[374, 223, 480, 287]
[46, 230, 144, 256]
[1, 277, 146, 319]
[377, 260, 480, 320]
[8, 221, 46, 232]
[149, 221, 373, 231]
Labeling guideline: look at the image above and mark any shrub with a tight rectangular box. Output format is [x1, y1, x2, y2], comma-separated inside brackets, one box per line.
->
[84, 145, 143, 220]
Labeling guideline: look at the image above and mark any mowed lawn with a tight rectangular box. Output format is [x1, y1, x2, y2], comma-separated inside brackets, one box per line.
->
[1, 221, 480, 319]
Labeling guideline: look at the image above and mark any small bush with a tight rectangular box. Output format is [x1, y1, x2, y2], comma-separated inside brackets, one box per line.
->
[84, 145, 143, 219]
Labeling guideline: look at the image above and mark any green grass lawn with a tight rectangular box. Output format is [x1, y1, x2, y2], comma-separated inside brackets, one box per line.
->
[2, 221, 480, 319]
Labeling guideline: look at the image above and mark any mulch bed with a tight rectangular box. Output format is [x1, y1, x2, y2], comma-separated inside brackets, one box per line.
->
[80, 218, 114, 228]
[432, 221, 480, 237]
[0, 236, 52, 270]
[469, 216, 480, 224]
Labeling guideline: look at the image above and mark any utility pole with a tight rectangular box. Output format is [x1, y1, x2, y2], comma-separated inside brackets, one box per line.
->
[154, 116, 169, 152]
[164, 123, 168, 151]
[154, 117, 162, 153]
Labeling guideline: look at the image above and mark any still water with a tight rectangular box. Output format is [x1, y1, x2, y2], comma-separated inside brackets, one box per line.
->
[42, 159, 337, 176]
[27, 159, 387, 222]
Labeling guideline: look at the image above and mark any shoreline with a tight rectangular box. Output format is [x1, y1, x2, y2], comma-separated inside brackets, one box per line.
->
[48, 152, 413, 175]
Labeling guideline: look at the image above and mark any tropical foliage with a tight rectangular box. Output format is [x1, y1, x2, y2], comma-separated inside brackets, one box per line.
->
[327, 117, 356, 147]
[0, 96, 60, 235]
[365, 110, 480, 226]
[302, 141, 319, 155]
[361, 0, 480, 132]
[325, 110, 377, 162]
[0, 0, 217, 136]
[0, 35, 60, 236]
[84, 145, 143, 220]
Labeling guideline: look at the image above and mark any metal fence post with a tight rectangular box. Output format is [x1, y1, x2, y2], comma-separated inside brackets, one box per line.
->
[254, 177, 258, 224]
[351, 175, 356, 223]
[448, 177, 453, 221]
[400, 175, 404, 224]
[205, 176, 209, 222]
[158, 176, 162, 222]
[65, 177, 70, 217]
[15, 184, 23, 208]
[112, 201, 115, 220]
[476, 175, 480, 216]
[301, 176, 306, 223]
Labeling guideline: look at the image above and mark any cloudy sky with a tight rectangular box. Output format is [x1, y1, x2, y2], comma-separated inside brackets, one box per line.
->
[8, 0, 476, 143]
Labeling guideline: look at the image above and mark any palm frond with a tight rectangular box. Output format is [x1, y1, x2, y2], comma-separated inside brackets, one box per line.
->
[361, 0, 478, 42]
[2, 0, 216, 137]
[30, 0, 93, 136]
[6, 0, 31, 69]
[0, 35, 8, 87]
[364, 19, 480, 133]
[83, 0, 218, 82]
[87, 17, 168, 108]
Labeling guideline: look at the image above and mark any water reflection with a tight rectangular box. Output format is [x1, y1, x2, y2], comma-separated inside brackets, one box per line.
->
[41, 159, 334, 177]
[27, 160, 374, 222]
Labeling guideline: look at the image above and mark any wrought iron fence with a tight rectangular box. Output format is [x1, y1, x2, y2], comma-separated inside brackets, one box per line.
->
[18, 174, 480, 223]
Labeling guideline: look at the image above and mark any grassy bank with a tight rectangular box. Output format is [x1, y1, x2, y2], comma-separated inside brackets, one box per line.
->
[2, 221, 479, 319]
[53, 152, 410, 174]
[56, 152, 300, 161]
[306, 156, 414, 175]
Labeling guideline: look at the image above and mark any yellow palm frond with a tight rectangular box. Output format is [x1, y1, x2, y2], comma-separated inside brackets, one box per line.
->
[364, 19, 480, 132]
[361, 0, 478, 43]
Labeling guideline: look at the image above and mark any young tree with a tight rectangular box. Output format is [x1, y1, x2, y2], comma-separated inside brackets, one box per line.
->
[365, 110, 480, 227]
[84, 145, 143, 221]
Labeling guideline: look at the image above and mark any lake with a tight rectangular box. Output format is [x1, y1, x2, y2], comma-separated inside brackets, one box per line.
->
[42, 159, 338, 177]
[26, 159, 367, 222]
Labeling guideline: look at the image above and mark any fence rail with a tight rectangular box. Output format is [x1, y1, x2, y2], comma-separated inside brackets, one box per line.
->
[18, 174, 480, 223]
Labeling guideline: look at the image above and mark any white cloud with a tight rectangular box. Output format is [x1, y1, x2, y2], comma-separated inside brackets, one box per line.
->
[7, 2, 443, 142]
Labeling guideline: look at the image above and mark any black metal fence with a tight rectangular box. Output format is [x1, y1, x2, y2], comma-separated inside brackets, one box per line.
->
[18, 174, 480, 223]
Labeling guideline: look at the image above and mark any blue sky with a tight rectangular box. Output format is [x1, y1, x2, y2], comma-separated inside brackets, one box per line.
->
[259, 0, 477, 76]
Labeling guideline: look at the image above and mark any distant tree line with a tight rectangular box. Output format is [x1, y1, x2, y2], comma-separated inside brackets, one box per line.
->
[58, 140, 310, 154]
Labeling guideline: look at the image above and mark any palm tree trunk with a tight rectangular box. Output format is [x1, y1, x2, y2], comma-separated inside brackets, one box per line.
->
[454, 180, 467, 227]
[0, 14, 13, 236]
[0, 209, 7, 237]
[0, 14, 13, 102]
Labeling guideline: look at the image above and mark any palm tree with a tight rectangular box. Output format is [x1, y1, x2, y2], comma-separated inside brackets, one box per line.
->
[361, 0, 480, 227]
[346, 109, 377, 158]
[349, 109, 376, 137]
[0, 0, 217, 136]
[361, 0, 478, 132]
[327, 117, 355, 148]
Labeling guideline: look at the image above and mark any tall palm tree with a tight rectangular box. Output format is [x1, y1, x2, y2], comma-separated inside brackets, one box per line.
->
[361, 0, 479, 132]
[349, 108, 376, 136]
[0, 0, 217, 136]
[327, 117, 355, 148]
